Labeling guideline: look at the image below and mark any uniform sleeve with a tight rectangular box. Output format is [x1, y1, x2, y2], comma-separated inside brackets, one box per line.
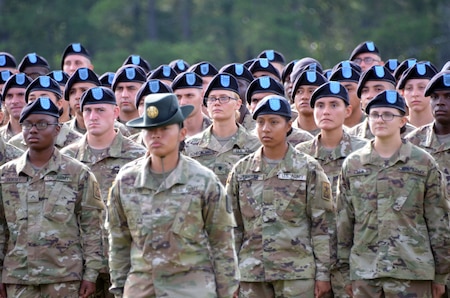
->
[307, 160, 334, 281]
[424, 166, 450, 284]
[225, 166, 244, 252]
[0, 183, 6, 282]
[78, 170, 105, 283]
[335, 165, 354, 286]
[204, 176, 239, 298]
[106, 178, 132, 296]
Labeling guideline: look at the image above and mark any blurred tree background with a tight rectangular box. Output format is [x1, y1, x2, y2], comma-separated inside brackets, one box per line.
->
[0, 0, 448, 74]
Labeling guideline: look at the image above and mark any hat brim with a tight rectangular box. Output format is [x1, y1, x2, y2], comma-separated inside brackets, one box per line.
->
[126, 105, 194, 129]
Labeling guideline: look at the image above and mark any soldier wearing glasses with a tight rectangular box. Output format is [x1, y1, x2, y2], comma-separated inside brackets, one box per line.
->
[336, 90, 450, 297]
[0, 97, 104, 298]
[183, 73, 260, 185]
[349, 41, 383, 72]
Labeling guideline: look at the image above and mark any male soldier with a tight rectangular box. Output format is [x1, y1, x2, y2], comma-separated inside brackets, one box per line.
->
[171, 72, 211, 137]
[8, 76, 82, 151]
[18, 53, 51, 80]
[291, 69, 328, 135]
[0, 70, 13, 127]
[281, 59, 298, 103]
[61, 43, 94, 76]
[349, 41, 383, 72]
[112, 64, 146, 135]
[0, 97, 104, 298]
[47, 70, 71, 122]
[248, 58, 281, 81]
[295, 81, 368, 298]
[257, 49, 286, 75]
[226, 95, 333, 298]
[122, 55, 151, 74]
[0, 52, 17, 73]
[168, 58, 190, 74]
[99, 72, 115, 89]
[347, 65, 415, 139]
[107, 93, 239, 297]
[336, 90, 450, 298]
[61, 87, 146, 297]
[183, 73, 260, 185]
[0, 73, 32, 141]
[188, 61, 219, 92]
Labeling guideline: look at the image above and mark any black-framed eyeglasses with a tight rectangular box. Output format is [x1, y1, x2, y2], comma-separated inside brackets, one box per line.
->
[368, 112, 403, 121]
[20, 121, 60, 130]
[205, 96, 237, 104]
[353, 57, 380, 65]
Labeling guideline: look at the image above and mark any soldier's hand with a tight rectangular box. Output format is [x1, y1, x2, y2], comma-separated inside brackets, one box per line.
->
[432, 282, 445, 298]
[79, 280, 96, 298]
[315, 280, 331, 298]
[344, 284, 353, 297]
[0, 283, 6, 298]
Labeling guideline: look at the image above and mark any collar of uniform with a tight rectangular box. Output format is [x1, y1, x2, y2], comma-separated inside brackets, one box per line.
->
[316, 131, 360, 160]
[17, 147, 62, 177]
[249, 143, 297, 173]
[134, 153, 189, 189]
[55, 123, 82, 148]
[362, 139, 411, 165]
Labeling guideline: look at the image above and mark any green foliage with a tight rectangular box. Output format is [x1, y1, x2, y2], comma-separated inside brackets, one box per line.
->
[0, 0, 448, 74]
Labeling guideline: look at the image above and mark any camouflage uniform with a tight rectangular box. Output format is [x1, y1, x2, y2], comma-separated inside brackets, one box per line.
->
[0, 123, 17, 142]
[0, 137, 23, 165]
[292, 118, 321, 136]
[106, 154, 239, 298]
[8, 122, 82, 151]
[336, 140, 450, 293]
[240, 111, 256, 132]
[347, 118, 416, 139]
[226, 145, 333, 296]
[250, 126, 314, 147]
[295, 131, 368, 298]
[0, 149, 104, 287]
[183, 124, 260, 185]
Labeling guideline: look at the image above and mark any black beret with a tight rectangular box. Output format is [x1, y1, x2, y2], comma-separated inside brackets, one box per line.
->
[323, 69, 332, 80]
[123, 55, 151, 73]
[148, 64, 177, 81]
[243, 58, 255, 69]
[281, 60, 297, 83]
[329, 66, 361, 83]
[393, 58, 417, 82]
[111, 65, 146, 91]
[18, 53, 50, 72]
[0, 52, 17, 68]
[80, 86, 116, 111]
[99, 72, 115, 88]
[171, 72, 203, 90]
[204, 73, 240, 105]
[219, 63, 254, 83]
[310, 81, 349, 108]
[257, 50, 286, 64]
[357, 65, 395, 98]
[397, 62, 438, 90]
[135, 80, 173, 108]
[19, 97, 60, 123]
[168, 59, 190, 74]
[252, 95, 291, 120]
[292, 70, 327, 97]
[332, 60, 362, 73]
[290, 57, 323, 82]
[442, 61, 450, 72]
[61, 43, 91, 69]
[384, 59, 400, 73]
[365, 90, 406, 114]
[25, 76, 62, 102]
[64, 68, 100, 101]
[349, 41, 380, 61]
[127, 93, 193, 129]
[248, 58, 280, 80]
[0, 70, 13, 85]
[47, 70, 69, 86]
[245, 76, 284, 105]
[2, 73, 32, 99]
[424, 71, 450, 96]
[188, 61, 218, 77]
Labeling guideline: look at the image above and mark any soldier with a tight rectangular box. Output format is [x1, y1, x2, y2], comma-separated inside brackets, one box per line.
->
[0, 97, 104, 298]
[183, 73, 260, 185]
[257, 49, 286, 75]
[47, 70, 71, 122]
[171, 72, 211, 137]
[0, 70, 13, 127]
[61, 86, 146, 298]
[349, 41, 383, 72]
[122, 55, 151, 74]
[0, 73, 32, 141]
[8, 76, 83, 151]
[106, 93, 239, 297]
[295, 81, 368, 298]
[248, 58, 281, 81]
[336, 90, 450, 298]
[61, 43, 94, 76]
[188, 61, 219, 93]
[226, 95, 333, 298]
[17, 53, 50, 80]
[147, 64, 178, 86]
[0, 52, 17, 73]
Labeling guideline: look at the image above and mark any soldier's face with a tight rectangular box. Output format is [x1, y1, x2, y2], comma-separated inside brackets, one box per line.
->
[402, 78, 430, 114]
[114, 82, 142, 114]
[174, 88, 203, 118]
[430, 90, 450, 125]
[68, 82, 97, 117]
[294, 85, 317, 116]
[83, 104, 118, 137]
[22, 114, 60, 150]
[342, 82, 359, 115]
[360, 81, 395, 111]
[313, 97, 351, 131]
[256, 114, 291, 149]
[143, 123, 186, 159]
[368, 107, 406, 139]
[63, 54, 93, 76]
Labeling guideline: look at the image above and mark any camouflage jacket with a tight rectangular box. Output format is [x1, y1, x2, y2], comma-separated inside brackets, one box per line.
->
[226, 144, 333, 282]
[336, 140, 450, 284]
[0, 138, 23, 166]
[347, 118, 416, 139]
[183, 124, 260, 185]
[0, 123, 17, 142]
[0, 148, 105, 284]
[8, 123, 83, 151]
[106, 154, 239, 297]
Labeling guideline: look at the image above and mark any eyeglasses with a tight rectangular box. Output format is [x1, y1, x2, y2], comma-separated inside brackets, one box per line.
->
[21, 121, 60, 130]
[368, 112, 403, 121]
[353, 57, 380, 65]
[205, 96, 237, 104]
